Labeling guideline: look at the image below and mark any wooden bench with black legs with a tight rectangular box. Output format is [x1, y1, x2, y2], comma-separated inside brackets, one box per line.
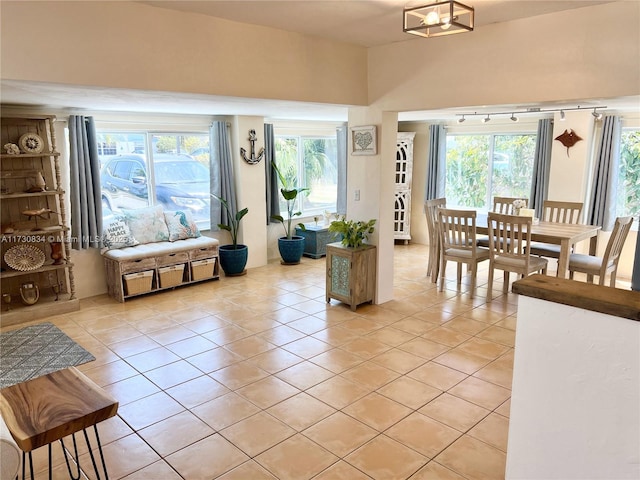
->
[0, 367, 118, 480]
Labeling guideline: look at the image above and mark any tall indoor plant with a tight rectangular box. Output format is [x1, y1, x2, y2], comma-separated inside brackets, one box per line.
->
[211, 194, 249, 276]
[271, 162, 309, 264]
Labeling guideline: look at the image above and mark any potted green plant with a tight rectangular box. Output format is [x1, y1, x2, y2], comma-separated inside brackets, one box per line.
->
[328, 216, 376, 248]
[271, 162, 309, 264]
[211, 194, 249, 276]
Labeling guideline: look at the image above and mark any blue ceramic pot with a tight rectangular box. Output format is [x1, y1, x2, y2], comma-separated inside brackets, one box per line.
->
[278, 236, 305, 264]
[219, 244, 248, 276]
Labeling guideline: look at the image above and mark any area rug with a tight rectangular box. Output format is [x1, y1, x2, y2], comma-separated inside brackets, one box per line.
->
[0, 322, 95, 389]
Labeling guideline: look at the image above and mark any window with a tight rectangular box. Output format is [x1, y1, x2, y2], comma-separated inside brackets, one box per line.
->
[274, 135, 338, 216]
[445, 133, 536, 210]
[97, 131, 211, 229]
[617, 129, 640, 224]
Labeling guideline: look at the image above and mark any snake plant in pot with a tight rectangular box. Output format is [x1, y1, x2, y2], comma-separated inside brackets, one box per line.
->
[270, 162, 309, 264]
[211, 194, 249, 276]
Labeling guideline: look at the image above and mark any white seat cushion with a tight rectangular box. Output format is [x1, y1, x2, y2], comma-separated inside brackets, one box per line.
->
[103, 236, 218, 262]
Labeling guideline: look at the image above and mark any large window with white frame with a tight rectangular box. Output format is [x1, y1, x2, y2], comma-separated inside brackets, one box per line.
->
[274, 135, 338, 216]
[617, 128, 640, 226]
[445, 132, 537, 211]
[97, 131, 211, 229]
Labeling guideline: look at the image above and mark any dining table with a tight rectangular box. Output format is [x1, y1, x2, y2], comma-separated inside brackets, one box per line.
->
[476, 214, 602, 279]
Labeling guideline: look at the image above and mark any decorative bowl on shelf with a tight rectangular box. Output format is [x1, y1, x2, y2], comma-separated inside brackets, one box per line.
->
[4, 244, 46, 271]
[18, 133, 44, 154]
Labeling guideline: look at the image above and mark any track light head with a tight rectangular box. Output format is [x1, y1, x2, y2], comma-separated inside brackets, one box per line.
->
[457, 115, 466, 124]
[510, 114, 518, 122]
[560, 110, 566, 121]
[592, 108, 603, 120]
[482, 115, 491, 123]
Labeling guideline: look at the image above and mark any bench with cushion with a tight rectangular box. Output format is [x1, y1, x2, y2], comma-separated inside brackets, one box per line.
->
[101, 205, 219, 302]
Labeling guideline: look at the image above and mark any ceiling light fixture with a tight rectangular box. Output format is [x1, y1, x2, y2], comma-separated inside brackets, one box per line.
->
[455, 105, 607, 123]
[457, 115, 466, 124]
[404, 1, 474, 38]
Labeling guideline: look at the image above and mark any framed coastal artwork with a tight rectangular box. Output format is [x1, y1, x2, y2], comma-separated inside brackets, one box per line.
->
[350, 125, 377, 156]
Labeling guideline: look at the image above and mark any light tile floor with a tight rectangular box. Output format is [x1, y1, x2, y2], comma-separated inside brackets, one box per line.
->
[3, 244, 630, 479]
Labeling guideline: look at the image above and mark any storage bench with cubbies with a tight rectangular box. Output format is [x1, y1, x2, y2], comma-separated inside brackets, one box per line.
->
[104, 236, 219, 302]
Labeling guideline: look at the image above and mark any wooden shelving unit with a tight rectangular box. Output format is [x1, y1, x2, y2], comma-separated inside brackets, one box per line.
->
[1, 115, 79, 326]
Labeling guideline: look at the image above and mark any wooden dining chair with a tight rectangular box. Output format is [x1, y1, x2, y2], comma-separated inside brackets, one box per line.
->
[486, 212, 548, 301]
[568, 216, 633, 287]
[438, 208, 489, 298]
[425, 198, 446, 283]
[541, 200, 584, 223]
[478, 196, 530, 248]
[493, 196, 529, 214]
[531, 200, 584, 258]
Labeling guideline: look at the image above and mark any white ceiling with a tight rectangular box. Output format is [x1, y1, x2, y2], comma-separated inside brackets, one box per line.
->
[1, 0, 633, 122]
[139, 0, 616, 48]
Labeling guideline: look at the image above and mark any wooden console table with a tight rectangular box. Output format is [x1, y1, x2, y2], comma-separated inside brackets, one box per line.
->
[0, 367, 118, 479]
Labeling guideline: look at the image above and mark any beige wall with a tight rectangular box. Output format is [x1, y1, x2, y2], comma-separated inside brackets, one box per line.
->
[368, 2, 640, 112]
[0, 1, 368, 106]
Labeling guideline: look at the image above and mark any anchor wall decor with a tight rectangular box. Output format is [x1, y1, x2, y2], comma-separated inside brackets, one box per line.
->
[240, 129, 265, 165]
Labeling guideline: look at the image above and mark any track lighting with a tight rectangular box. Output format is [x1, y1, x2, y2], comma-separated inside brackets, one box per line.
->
[454, 105, 607, 123]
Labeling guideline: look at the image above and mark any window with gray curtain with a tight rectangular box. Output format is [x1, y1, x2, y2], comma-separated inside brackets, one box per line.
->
[529, 118, 554, 218]
[210, 121, 237, 230]
[265, 123, 279, 223]
[336, 123, 348, 214]
[425, 124, 446, 201]
[68, 115, 102, 249]
[588, 115, 621, 230]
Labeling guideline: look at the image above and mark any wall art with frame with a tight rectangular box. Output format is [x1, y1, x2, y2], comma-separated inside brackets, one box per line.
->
[350, 125, 377, 156]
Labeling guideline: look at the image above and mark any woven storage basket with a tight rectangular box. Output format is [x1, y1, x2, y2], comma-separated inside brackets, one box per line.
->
[158, 264, 185, 288]
[123, 270, 154, 296]
[191, 258, 216, 281]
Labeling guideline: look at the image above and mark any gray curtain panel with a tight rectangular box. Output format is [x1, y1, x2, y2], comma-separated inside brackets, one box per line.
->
[336, 123, 348, 215]
[68, 115, 102, 250]
[530, 118, 554, 218]
[425, 124, 446, 202]
[210, 121, 237, 230]
[264, 123, 279, 223]
[588, 115, 621, 231]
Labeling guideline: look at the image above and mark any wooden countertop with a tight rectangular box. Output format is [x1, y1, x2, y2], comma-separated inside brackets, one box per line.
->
[512, 275, 640, 321]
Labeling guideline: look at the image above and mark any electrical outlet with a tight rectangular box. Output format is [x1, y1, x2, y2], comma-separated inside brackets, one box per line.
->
[354, 189, 360, 201]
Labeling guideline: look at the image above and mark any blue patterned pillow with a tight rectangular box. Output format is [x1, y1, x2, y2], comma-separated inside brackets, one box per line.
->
[121, 205, 170, 244]
[164, 210, 201, 241]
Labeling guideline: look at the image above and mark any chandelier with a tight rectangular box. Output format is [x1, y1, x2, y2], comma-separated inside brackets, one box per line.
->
[403, 1, 475, 38]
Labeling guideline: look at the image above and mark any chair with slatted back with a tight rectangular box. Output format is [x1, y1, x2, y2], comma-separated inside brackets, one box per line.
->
[493, 196, 529, 214]
[569, 216, 633, 287]
[425, 198, 446, 283]
[530, 200, 584, 258]
[486, 212, 548, 301]
[477, 196, 530, 248]
[437, 208, 489, 298]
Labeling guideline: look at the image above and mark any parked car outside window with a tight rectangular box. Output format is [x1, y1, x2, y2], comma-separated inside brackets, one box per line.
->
[100, 154, 210, 228]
